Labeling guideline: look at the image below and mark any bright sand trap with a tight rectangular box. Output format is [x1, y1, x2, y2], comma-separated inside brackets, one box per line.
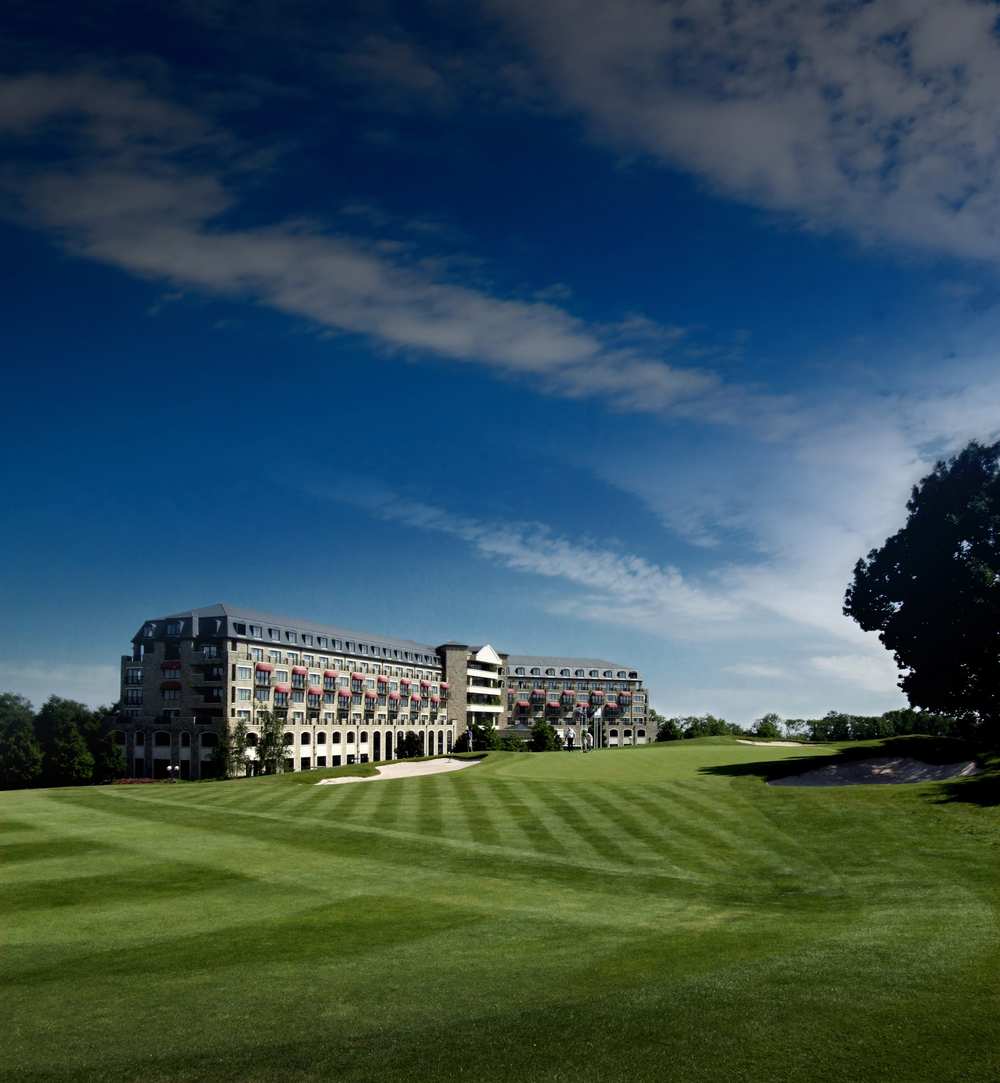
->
[737, 740, 810, 747]
[769, 756, 978, 787]
[316, 758, 479, 785]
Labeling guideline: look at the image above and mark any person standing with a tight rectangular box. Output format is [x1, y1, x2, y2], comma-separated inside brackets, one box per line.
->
[565, 728, 575, 751]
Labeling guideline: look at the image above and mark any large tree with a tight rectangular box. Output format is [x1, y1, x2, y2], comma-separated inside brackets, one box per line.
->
[35, 697, 96, 786]
[845, 440, 1000, 736]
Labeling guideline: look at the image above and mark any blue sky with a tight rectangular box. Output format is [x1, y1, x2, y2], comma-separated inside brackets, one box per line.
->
[4, 0, 1000, 719]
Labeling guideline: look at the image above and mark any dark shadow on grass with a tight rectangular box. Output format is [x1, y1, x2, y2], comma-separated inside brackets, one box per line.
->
[698, 735, 983, 784]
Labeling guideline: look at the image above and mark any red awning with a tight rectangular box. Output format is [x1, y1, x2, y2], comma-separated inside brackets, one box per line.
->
[324, 670, 338, 679]
[351, 672, 364, 680]
[619, 692, 632, 700]
[516, 700, 530, 708]
[161, 660, 181, 669]
[400, 677, 411, 685]
[377, 675, 388, 683]
[591, 689, 605, 696]
[431, 696, 440, 703]
[255, 662, 273, 671]
[364, 691, 377, 699]
[272, 683, 290, 693]
[160, 680, 181, 690]
[531, 688, 545, 696]
[410, 692, 421, 699]
[440, 682, 449, 689]
[388, 692, 401, 700]
[561, 689, 575, 696]
[292, 666, 307, 675]
[420, 679, 430, 687]
[338, 688, 351, 698]
[307, 687, 322, 696]
[547, 700, 561, 708]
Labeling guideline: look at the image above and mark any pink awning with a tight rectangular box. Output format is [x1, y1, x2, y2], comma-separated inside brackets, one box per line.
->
[272, 683, 290, 693]
[377, 675, 388, 683]
[292, 666, 307, 675]
[440, 682, 449, 689]
[255, 662, 273, 671]
[547, 701, 561, 708]
[307, 687, 322, 696]
[388, 692, 401, 700]
[338, 688, 351, 698]
[516, 700, 530, 708]
[351, 672, 365, 680]
[431, 695, 440, 703]
[324, 670, 338, 679]
[365, 691, 377, 699]
[160, 680, 181, 690]
[420, 680, 430, 687]
[161, 660, 180, 669]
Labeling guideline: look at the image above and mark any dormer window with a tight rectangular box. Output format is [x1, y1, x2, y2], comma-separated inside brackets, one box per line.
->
[560, 669, 571, 677]
[575, 669, 585, 677]
[530, 667, 541, 676]
[143, 624, 156, 638]
[166, 621, 181, 636]
[515, 667, 525, 675]
[545, 668, 555, 676]
[603, 670, 612, 678]
[589, 669, 599, 677]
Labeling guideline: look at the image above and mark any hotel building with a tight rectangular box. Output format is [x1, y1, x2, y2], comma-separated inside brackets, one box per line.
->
[117, 603, 649, 778]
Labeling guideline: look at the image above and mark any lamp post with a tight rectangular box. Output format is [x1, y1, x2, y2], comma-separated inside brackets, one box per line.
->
[166, 763, 179, 782]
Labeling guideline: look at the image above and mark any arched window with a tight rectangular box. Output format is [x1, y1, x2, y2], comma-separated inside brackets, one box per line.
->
[608, 729, 619, 738]
[283, 732, 294, 746]
[545, 668, 555, 676]
[637, 729, 646, 738]
[200, 732, 218, 747]
[300, 731, 310, 746]
[359, 731, 368, 743]
[180, 732, 191, 748]
[332, 731, 342, 744]
[574, 669, 585, 678]
[316, 731, 326, 745]
[560, 669, 570, 677]
[347, 732, 356, 744]
[154, 731, 171, 747]
[245, 732, 258, 747]
[530, 667, 541, 676]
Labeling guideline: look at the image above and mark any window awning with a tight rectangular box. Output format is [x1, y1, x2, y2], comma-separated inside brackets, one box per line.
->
[410, 692, 421, 699]
[591, 689, 605, 697]
[307, 687, 322, 696]
[377, 675, 388, 683]
[255, 662, 273, 671]
[420, 679, 430, 687]
[292, 666, 307, 675]
[516, 700, 530, 707]
[547, 700, 561, 708]
[324, 670, 338, 679]
[161, 660, 181, 669]
[531, 688, 545, 696]
[400, 677, 412, 685]
[351, 672, 365, 680]
[388, 692, 401, 700]
[365, 691, 377, 699]
[440, 682, 449, 689]
[160, 680, 181, 690]
[431, 695, 440, 703]
[338, 688, 351, 698]
[272, 683, 290, 693]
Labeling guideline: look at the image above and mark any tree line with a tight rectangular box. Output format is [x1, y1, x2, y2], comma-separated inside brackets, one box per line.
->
[0, 693, 125, 790]
[651, 707, 965, 744]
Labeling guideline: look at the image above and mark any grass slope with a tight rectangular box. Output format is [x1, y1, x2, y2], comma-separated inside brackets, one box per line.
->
[2, 739, 998, 1082]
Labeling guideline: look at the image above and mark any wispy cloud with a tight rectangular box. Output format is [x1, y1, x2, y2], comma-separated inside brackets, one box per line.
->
[0, 71, 789, 429]
[491, 0, 1000, 263]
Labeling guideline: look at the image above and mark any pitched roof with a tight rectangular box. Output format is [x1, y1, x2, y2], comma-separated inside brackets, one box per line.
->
[505, 654, 641, 675]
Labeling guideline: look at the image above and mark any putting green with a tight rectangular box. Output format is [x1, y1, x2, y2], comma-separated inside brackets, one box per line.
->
[2, 739, 997, 1082]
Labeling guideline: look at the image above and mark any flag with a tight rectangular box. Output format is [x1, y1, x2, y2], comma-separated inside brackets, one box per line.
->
[592, 706, 603, 722]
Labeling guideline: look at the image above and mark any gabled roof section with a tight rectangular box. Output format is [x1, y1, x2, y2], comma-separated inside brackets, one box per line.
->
[506, 653, 641, 675]
[473, 644, 503, 666]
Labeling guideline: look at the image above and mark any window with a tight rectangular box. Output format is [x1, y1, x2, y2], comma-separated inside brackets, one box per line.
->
[268, 650, 281, 663]
[237, 710, 250, 722]
[318, 637, 328, 649]
[332, 732, 341, 744]
[238, 688, 251, 702]
[269, 628, 280, 641]
[255, 689, 269, 702]
[249, 625, 262, 638]
[293, 712, 304, 723]
[166, 621, 181, 636]
[251, 647, 263, 661]
[316, 732, 326, 745]
[285, 631, 298, 644]
[283, 733, 294, 746]
[530, 667, 540, 676]
[125, 688, 143, 705]
[274, 691, 288, 707]
[135, 731, 145, 746]
[347, 732, 355, 744]
[292, 690, 304, 703]
[286, 652, 298, 665]
[545, 668, 555, 676]
[125, 667, 143, 685]
[301, 732, 311, 746]
[237, 666, 251, 681]
[303, 654, 314, 666]
[143, 624, 155, 638]
[275, 670, 288, 682]
[162, 689, 180, 703]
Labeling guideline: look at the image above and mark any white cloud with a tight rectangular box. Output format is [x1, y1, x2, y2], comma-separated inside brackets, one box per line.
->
[808, 652, 903, 695]
[490, 0, 1000, 263]
[0, 71, 787, 429]
[0, 663, 120, 710]
[722, 663, 789, 680]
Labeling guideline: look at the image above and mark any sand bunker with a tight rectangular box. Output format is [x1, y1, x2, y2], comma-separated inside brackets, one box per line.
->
[737, 740, 810, 747]
[316, 758, 479, 786]
[769, 756, 978, 787]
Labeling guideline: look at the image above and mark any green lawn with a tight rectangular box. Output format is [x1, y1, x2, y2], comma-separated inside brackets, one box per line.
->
[2, 738, 998, 1082]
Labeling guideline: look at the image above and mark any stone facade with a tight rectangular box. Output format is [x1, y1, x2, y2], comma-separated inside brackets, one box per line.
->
[115, 604, 651, 776]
